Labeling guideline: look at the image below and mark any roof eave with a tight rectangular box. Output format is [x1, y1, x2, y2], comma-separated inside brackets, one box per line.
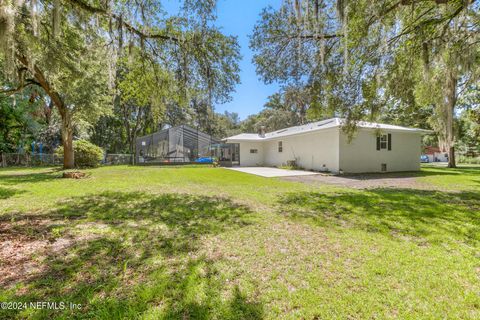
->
[357, 126, 433, 134]
[224, 138, 263, 142]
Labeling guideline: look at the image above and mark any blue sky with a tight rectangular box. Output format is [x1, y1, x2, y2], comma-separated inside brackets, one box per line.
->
[213, 0, 281, 119]
[165, 0, 282, 120]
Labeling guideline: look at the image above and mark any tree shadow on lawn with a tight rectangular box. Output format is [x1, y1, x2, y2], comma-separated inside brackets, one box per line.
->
[278, 188, 480, 246]
[0, 170, 60, 185]
[0, 192, 263, 320]
[0, 186, 25, 199]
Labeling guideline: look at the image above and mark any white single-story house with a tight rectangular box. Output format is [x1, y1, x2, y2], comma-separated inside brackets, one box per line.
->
[224, 118, 431, 173]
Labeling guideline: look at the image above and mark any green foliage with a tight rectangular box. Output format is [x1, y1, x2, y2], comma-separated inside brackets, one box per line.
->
[89, 114, 128, 153]
[456, 90, 480, 154]
[239, 85, 328, 133]
[56, 139, 103, 168]
[1, 0, 240, 158]
[207, 111, 242, 138]
[117, 51, 173, 113]
[457, 156, 480, 164]
[0, 87, 47, 153]
[1, 0, 113, 119]
[250, 0, 480, 144]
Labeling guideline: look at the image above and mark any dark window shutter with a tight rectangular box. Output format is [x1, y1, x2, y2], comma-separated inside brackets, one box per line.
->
[388, 134, 392, 151]
[376, 136, 380, 150]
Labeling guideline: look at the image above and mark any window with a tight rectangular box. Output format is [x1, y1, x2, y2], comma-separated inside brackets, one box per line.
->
[278, 141, 283, 153]
[376, 133, 392, 151]
[250, 149, 258, 154]
[380, 135, 388, 149]
[381, 163, 387, 172]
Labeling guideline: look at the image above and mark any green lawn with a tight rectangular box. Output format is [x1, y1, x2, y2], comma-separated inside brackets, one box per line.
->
[0, 165, 479, 319]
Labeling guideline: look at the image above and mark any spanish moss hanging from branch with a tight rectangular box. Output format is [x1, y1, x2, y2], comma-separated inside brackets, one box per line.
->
[53, 0, 61, 38]
[0, 1, 17, 79]
[31, 0, 38, 36]
[342, 2, 349, 75]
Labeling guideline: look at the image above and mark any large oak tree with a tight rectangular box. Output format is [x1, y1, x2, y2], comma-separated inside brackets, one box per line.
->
[251, 0, 480, 167]
[0, 0, 239, 168]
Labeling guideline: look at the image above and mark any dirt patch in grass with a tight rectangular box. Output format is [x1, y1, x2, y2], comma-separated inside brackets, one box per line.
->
[0, 236, 49, 288]
[62, 171, 88, 179]
[282, 173, 434, 189]
[0, 216, 77, 288]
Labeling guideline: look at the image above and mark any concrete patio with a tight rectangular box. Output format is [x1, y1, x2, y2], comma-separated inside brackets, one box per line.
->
[224, 167, 319, 178]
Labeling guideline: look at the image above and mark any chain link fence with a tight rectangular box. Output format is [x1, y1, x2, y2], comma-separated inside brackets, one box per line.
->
[103, 154, 134, 165]
[0, 153, 62, 167]
[0, 153, 133, 168]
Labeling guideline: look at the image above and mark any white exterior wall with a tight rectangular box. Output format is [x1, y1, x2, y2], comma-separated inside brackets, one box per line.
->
[339, 129, 421, 173]
[237, 141, 265, 166]
[262, 128, 340, 172]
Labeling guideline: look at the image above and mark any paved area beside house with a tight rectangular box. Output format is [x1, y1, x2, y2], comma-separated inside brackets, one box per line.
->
[225, 167, 320, 178]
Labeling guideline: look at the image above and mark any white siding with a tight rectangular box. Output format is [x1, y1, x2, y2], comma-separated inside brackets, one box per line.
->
[228, 127, 422, 173]
[262, 128, 340, 172]
[339, 129, 421, 173]
[238, 141, 265, 166]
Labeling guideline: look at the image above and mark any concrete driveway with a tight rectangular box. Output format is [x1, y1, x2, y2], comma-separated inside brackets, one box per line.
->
[225, 167, 319, 178]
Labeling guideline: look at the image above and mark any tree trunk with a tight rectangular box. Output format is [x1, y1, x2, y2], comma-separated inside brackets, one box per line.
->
[127, 131, 135, 165]
[447, 146, 456, 168]
[61, 111, 75, 169]
[123, 104, 144, 165]
[122, 106, 134, 160]
[445, 67, 457, 168]
[16, 54, 75, 169]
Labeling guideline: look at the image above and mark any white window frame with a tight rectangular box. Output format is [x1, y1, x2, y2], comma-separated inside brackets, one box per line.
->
[278, 141, 283, 153]
[380, 134, 388, 150]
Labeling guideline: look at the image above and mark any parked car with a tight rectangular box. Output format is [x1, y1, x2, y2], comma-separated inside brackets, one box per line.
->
[420, 155, 429, 163]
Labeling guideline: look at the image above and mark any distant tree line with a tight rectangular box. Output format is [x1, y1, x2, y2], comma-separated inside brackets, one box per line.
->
[250, 0, 480, 167]
[0, 0, 240, 168]
[1, 0, 478, 167]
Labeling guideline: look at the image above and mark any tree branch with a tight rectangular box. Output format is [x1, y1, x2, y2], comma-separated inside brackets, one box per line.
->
[0, 80, 40, 96]
[0, 83, 33, 96]
[16, 54, 67, 115]
[286, 33, 343, 40]
[67, 0, 179, 42]
[366, 1, 402, 27]
[386, 0, 477, 44]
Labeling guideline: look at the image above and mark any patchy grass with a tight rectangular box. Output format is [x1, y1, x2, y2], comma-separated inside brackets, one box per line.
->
[278, 188, 480, 246]
[418, 164, 480, 190]
[0, 165, 479, 319]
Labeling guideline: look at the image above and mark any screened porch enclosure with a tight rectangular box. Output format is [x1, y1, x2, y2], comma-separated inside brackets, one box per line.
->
[136, 125, 221, 164]
[211, 143, 240, 167]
